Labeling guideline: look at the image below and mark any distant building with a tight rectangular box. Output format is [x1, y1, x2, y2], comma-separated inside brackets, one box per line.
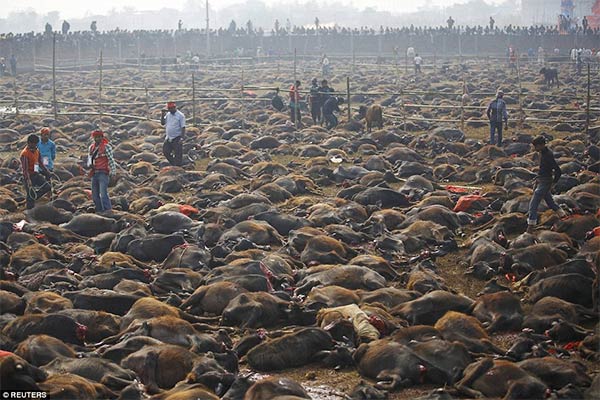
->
[521, 0, 560, 25]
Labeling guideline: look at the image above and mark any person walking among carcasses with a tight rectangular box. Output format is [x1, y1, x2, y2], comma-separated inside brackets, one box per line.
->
[308, 78, 322, 125]
[20, 134, 51, 209]
[88, 130, 115, 213]
[527, 135, 567, 233]
[486, 89, 508, 146]
[37, 127, 56, 172]
[161, 101, 186, 166]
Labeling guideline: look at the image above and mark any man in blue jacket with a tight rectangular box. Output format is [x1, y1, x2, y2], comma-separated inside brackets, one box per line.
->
[37, 127, 56, 171]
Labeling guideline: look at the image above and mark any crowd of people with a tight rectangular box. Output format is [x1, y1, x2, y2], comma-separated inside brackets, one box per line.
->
[1, 19, 599, 62]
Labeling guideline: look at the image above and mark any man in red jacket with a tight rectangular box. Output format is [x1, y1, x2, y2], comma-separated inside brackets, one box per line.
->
[88, 130, 116, 213]
[20, 134, 51, 209]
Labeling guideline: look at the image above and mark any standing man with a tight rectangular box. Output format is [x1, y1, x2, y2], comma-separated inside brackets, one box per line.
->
[309, 78, 322, 125]
[21, 134, 51, 209]
[37, 127, 56, 172]
[161, 102, 186, 166]
[414, 53, 422, 75]
[486, 89, 508, 146]
[537, 46, 545, 65]
[321, 54, 330, 77]
[527, 135, 566, 233]
[88, 130, 115, 213]
[489, 16, 495, 31]
[447, 16, 455, 30]
[289, 80, 302, 126]
[62, 20, 70, 35]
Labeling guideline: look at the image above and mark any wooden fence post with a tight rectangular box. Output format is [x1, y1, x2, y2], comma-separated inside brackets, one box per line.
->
[293, 48, 299, 128]
[346, 76, 351, 122]
[516, 55, 524, 129]
[586, 63, 591, 136]
[13, 75, 18, 116]
[192, 72, 196, 127]
[241, 65, 246, 130]
[460, 76, 465, 129]
[99, 50, 103, 121]
[52, 33, 57, 119]
[145, 83, 150, 120]
[401, 87, 407, 131]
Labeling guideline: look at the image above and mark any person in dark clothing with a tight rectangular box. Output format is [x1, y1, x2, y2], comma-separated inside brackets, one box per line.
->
[486, 89, 508, 146]
[20, 134, 51, 209]
[318, 79, 334, 125]
[323, 96, 344, 130]
[62, 20, 70, 35]
[309, 78, 322, 124]
[527, 135, 567, 233]
[44, 22, 53, 35]
[289, 80, 302, 126]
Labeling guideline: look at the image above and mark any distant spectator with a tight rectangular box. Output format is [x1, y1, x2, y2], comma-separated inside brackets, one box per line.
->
[489, 16, 495, 31]
[44, 22, 52, 35]
[289, 80, 302, 126]
[62, 20, 70, 35]
[91, 21, 97, 33]
[414, 53, 422, 75]
[447, 16, 455, 30]
[486, 89, 508, 147]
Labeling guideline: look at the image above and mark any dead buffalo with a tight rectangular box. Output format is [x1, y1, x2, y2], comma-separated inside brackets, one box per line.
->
[42, 356, 136, 390]
[434, 311, 503, 354]
[245, 327, 334, 371]
[471, 291, 523, 333]
[524, 273, 595, 308]
[244, 376, 310, 400]
[126, 233, 186, 262]
[15, 334, 76, 366]
[0, 351, 47, 391]
[518, 357, 591, 390]
[354, 338, 471, 390]
[60, 213, 121, 237]
[391, 290, 475, 325]
[221, 292, 289, 328]
[456, 358, 548, 399]
[295, 265, 386, 295]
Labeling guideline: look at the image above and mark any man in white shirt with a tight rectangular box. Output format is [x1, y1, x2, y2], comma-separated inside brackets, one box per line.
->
[414, 53, 422, 75]
[160, 101, 186, 166]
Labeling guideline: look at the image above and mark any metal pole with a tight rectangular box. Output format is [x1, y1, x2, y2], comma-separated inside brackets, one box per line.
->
[586, 63, 591, 136]
[206, 0, 210, 57]
[77, 39, 81, 71]
[350, 30, 355, 74]
[145, 83, 150, 120]
[241, 66, 246, 130]
[517, 55, 523, 129]
[99, 50, 103, 120]
[52, 33, 57, 119]
[32, 42, 36, 72]
[460, 76, 465, 129]
[293, 48, 298, 128]
[118, 38, 122, 69]
[346, 76, 351, 122]
[13, 75, 18, 116]
[192, 72, 196, 127]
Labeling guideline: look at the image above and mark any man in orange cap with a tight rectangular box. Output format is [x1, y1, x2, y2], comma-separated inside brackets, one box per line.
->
[37, 127, 56, 171]
[20, 134, 51, 209]
[160, 101, 186, 166]
[88, 130, 115, 213]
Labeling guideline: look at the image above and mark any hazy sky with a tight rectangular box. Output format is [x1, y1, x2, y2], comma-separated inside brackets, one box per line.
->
[1, 0, 503, 19]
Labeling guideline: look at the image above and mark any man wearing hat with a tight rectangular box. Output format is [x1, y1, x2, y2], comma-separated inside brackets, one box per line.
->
[486, 89, 508, 146]
[88, 130, 115, 213]
[161, 101, 186, 166]
[37, 127, 56, 172]
[20, 134, 51, 209]
[527, 135, 567, 233]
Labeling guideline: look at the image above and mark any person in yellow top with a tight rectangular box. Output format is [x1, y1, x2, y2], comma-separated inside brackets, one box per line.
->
[20, 134, 51, 209]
